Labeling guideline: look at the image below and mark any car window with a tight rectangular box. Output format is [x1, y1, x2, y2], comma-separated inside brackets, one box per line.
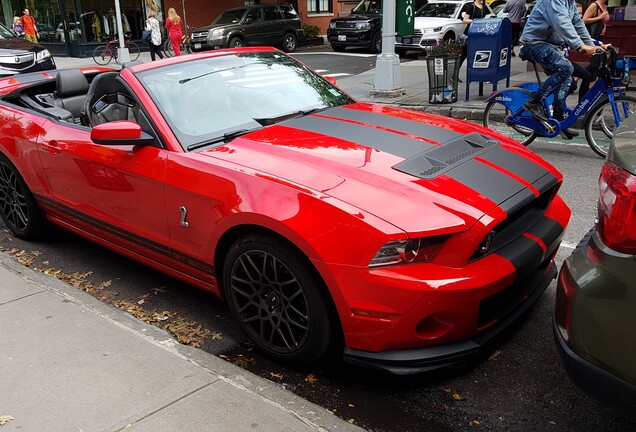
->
[352, 0, 382, 14]
[0, 23, 17, 39]
[415, 3, 460, 18]
[137, 52, 354, 151]
[263, 6, 282, 21]
[213, 8, 247, 25]
[246, 8, 264, 23]
[280, 4, 299, 19]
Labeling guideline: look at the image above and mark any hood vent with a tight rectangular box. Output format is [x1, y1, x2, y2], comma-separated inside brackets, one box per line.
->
[393, 132, 499, 179]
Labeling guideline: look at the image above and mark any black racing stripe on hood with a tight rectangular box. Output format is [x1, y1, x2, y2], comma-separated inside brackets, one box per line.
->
[497, 188, 537, 215]
[478, 147, 554, 186]
[284, 115, 436, 158]
[446, 158, 527, 205]
[323, 107, 462, 143]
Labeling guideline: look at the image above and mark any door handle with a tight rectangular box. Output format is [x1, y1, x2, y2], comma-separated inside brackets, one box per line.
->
[41, 140, 61, 155]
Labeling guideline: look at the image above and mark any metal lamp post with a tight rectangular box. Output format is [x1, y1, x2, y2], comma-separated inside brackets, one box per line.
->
[115, 0, 130, 63]
[372, 0, 405, 97]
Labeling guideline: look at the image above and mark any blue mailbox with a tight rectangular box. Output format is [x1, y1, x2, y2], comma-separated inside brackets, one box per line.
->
[465, 18, 512, 100]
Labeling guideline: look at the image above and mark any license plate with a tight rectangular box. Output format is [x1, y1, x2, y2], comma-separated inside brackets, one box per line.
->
[194, 43, 201, 49]
[338, 35, 346, 42]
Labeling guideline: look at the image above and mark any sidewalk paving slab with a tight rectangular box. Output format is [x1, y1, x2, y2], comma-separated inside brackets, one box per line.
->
[0, 253, 364, 432]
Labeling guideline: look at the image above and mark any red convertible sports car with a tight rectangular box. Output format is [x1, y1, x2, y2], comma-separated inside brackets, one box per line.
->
[0, 47, 570, 374]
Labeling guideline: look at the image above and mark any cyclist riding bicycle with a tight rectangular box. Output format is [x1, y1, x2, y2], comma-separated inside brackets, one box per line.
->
[519, 0, 601, 139]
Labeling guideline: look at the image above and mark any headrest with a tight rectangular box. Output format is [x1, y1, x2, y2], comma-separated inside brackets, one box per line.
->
[56, 69, 90, 97]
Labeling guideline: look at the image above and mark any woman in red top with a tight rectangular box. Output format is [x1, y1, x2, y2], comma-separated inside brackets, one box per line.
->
[166, 8, 182, 56]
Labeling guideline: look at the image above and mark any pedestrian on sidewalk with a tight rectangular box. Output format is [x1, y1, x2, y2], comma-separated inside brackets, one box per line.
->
[583, 0, 609, 41]
[504, 0, 526, 56]
[459, 0, 488, 72]
[166, 8, 182, 56]
[519, 0, 598, 139]
[145, 11, 164, 61]
[20, 9, 38, 43]
[11, 16, 24, 37]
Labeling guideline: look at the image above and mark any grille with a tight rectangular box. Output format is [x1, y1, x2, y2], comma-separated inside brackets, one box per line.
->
[0, 53, 35, 71]
[335, 21, 360, 29]
[192, 31, 208, 39]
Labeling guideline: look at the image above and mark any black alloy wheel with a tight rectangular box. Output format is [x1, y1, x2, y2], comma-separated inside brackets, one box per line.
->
[0, 154, 45, 239]
[228, 37, 245, 48]
[223, 234, 333, 364]
[281, 32, 298, 53]
[371, 32, 382, 54]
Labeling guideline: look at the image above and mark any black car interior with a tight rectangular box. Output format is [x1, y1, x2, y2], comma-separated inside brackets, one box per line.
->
[11, 69, 139, 128]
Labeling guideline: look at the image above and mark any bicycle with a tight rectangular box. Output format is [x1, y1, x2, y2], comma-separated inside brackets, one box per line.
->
[483, 48, 636, 157]
[93, 33, 141, 65]
[163, 25, 192, 57]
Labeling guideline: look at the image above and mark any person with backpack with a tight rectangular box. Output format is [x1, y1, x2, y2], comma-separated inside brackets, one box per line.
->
[11, 16, 24, 37]
[20, 9, 38, 43]
[583, 0, 609, 41]
[144, 11, 164, 61]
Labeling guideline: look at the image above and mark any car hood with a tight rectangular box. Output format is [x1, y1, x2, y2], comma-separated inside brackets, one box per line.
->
[201, 104, 560, 234]
[414, 17, 462, 28]
[331, 13, 380, 22]
[0, 37, 40, 53]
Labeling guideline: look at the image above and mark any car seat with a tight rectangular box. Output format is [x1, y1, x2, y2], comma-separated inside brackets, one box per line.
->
[53, 69, 90, 123]
[81, 71, 137, 127]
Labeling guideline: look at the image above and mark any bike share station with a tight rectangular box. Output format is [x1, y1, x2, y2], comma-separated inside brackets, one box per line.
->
[465, 18, 512, 100]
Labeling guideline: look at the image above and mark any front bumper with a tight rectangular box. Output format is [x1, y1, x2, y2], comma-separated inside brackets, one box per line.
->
[190, 37, 226, 52]
[0, 56, 56, 76]
[327, 29, 374, 48]
[344, 262, 557, 375]
[395, 34, 441, 52]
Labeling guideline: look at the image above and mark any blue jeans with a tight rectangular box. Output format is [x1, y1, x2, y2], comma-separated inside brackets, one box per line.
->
[520, 43, 573, 118]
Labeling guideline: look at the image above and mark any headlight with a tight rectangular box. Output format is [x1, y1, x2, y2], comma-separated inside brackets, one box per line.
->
[35, 49, 51, 62]
[433, 27, 442, 32]
[210, 28, 224, 37]
[369, 236, 447, 268]
[356, 22, 371, 30]
[329, 21, 336, 29]
[423, 27, 443, 33]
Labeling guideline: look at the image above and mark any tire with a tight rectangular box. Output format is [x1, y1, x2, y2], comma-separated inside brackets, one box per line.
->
[228, 37, 244, 48]
[584, 95, 636, 158]
[92, 45, 112, 65]
[223, 234, 334, 364]
[443, 32, 455, 42]
[163, 39, 174, 57]
[127, 42, 140, 61]
[370, 32, 381, 54]
[0, 153, 46, 240]
[483, 101, 538, 146]
[331, 43, 346, 52]
[281, 32, 298, 53]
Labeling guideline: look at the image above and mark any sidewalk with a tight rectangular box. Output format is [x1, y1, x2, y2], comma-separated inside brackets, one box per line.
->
[0, 252, 363, 432]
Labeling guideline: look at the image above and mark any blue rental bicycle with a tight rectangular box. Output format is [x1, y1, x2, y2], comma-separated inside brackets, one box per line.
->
[483, 48, 635, 157]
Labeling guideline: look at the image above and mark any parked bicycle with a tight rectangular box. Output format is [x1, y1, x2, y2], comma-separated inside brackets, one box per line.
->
[93, 33, 141, 65]
[163, 24, 192, 57]
[483, 48, 635, 157]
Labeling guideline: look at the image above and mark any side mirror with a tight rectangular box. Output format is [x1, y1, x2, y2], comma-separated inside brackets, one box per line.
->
[90, 121, 155, 146]
[325, 76, 337, 86]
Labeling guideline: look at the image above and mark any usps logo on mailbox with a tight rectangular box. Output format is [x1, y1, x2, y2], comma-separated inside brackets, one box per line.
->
[500, 48, 508, 67]
[473, 51, 491, 69]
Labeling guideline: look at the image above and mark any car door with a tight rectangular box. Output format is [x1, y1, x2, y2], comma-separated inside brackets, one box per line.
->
[36, 121, 172, 267]
[243, 7, 268, 46]
[262, 5, 285, 46]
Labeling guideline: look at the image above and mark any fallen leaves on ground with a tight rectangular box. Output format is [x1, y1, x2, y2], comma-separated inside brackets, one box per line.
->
[0, 415, 14, 426]
[270, 372, 285, 379]
[452, 393, 464, 401]
[304, 374, 318, 383]
[469, 419, 481, 426]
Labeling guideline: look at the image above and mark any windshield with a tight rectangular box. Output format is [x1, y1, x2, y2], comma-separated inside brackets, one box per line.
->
[352, 0, 382, 14]
[213, 8, 247, 25]
[138, 51, 354, 151]
[0, 23, 16, 40]
[415, 3, 460, 18]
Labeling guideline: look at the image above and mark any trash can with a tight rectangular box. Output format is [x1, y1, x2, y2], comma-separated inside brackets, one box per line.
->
[465, 18, 512, 100]
[426, 54, 461, 104]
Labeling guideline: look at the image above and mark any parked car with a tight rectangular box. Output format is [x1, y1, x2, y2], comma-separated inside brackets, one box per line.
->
[0, 22, 55, 76]
[0, 47, 571, 374]
[554, 115, 636, 416]
[189, 4, 304, 53]
[327, 0, 383, 53]
[395, 0, 494, 55]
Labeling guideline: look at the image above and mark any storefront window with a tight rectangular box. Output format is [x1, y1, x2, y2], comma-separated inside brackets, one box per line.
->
[0, 0, 23, 29]
[65, 0, 146, 43]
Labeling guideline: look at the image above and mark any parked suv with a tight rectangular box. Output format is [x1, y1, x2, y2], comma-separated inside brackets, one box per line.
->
[327, 0, 382, 53]
[190, 4, 304, 53]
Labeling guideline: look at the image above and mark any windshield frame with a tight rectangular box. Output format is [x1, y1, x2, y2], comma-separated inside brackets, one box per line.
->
[351, 0, 382, 14]
[415, 2, 462, 19]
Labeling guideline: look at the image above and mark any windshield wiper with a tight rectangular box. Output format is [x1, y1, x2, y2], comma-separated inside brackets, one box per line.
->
[254, 107, 326, 126]
[186, 127, 260, 151]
